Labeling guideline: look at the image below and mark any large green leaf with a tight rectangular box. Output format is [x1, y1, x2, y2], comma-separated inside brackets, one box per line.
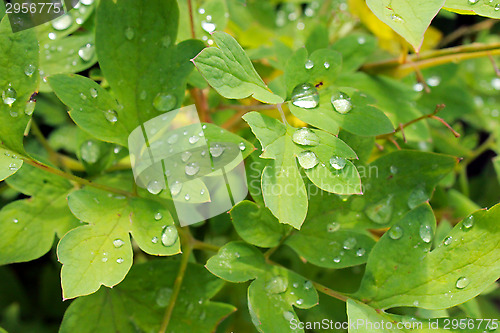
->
[444, 0, 500, 18]
[58, 182, 180, 299]
[206, 242, 318, 333]
[366, 0, 446, 52]
[0, 16, 39, 154]
[0, 148, 22, 181]
[354, 203, 500, 310]
[193, 31, 284, 104]
[96, 0, 204, 127]
[0, 165, 78, 265]
[60, 261, 235, 333]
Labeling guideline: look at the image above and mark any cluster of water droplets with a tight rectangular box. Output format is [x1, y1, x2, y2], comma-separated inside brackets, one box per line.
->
[468, 0, 500, 10]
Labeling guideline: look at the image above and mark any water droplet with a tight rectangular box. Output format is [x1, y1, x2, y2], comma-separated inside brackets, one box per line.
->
[161, 36, 171, 48]
[124, 27, 134, 40]
[81, 0, 94, 4]
[154, 212, 163, 220]
[147, 180, 163, 195]
[51, 14, 72, 30]
[390, 165, 398, 174]
[201, 20, 216, 33]
[283, 311, 294, 321]
[116, 258, 124, 264]
[443, 236, 453, 246]
[468, 0, 479, 4]
[156, 287, 173, 307]
[167, 134, 179, 144]
[13, 218, 18, 223]
[90, 88, 98, 98]
[365, 196, 393, 224]
[101, 257, 108, 263]
[24, 64, 36, 77]
[185, 162, 200, 176]
[357, 36, 366, 44]
[331, 92, 352, 114]
[413, 83, 424, 92]
[80, 140, 100, 163]
[323, 61, 330, 69]
[356, 248, 366, 257]
[462, 215, 474, 230]
[388, 226, 403, 240]
[266, 276, 287, 294]
[2, 86, 17, 106]
[113, 239, 125, 248]
[239, 142, 246, 151]
[184, 193, 190, 201]
[327, 222, 340, 232]
[329, 156, 347, 170]
[181, 151, 192, 162]
[291, 83, 320, 109]
[78, 43, 95, 62]
[9, 162, 19, 171]
[297, 151, 319, 169]
[407, 185, 429, 209]
[48, 32, 56, 40]
[79, 93, 87, 101]
[104, 109, 118, 123]
[152, 236, 158, 244]
[333, 256, 341, 263]
[495, 3, 500, 10]
[390, 13, 404, 22]
[343, 237, 357, 250]
[24, 101, 36, 116]
[296, 299, 304, 305]
[419, 224, 432, 243]
[292, 127, 320, 146]
[161, 226, 178, 247]
[305, 60, 314, 69]
[456, 276, 469, 289]
[153, 93, 176, 112]
[200, 189, 205, 195]
[188, 135, 199, 144]
[427, 76, 441, 87]
[170, 181, 182, 196]
[210, 144, 225, 157]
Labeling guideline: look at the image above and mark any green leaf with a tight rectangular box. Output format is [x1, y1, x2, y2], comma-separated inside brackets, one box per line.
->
[49, 74, 129, 146]
[60, 261, 235, 333]
[96, 0, 204, 125]
[354, 203, 500, 310]
[58, 184, 179, 299]
[230, 200, 289, 248]
[193, 32, 284, 104]
[0, 16, 39, 154]
[494, 156, 500, 184]
[366, 0, 446, 52]
[206, 241, 318, 333]
[0, 165, 78, 265]
[330, 34, 377, 73]
[0, 148, 22, 181]
[444, 0, 500, 18]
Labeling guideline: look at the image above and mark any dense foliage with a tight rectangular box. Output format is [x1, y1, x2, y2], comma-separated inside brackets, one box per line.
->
[0, 0, 499, 332]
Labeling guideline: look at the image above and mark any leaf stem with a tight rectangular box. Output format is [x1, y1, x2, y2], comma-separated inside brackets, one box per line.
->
[312, 281, 349, 302]
[220, 103, 277, 130]
[187, 0, 196, 39]
[264, 229, 293, 260]
[159, 228, 193, 333]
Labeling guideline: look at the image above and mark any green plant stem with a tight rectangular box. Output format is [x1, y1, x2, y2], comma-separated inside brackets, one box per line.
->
[159, 228, 193, 333]
[459, 135, 495, 171]
[312, 281, 349, 302]
[264, 229, 294, 259]
[220, 103, 277, 130]
[22, 157, 135, 197]
[30, 120, 60, 165]
[193, 240, 221, 252]
[187, 0, 196, 39]
[362, 42, 500, 78]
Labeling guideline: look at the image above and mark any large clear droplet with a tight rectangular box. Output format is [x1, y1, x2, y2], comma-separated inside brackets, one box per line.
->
[331, 92, 352, 114]
[329, 156, 347, 170]
[291, 83, 320, 109]
[181, 151, 192, 162]
[455, 276, 469, 289]
[113, 239, 125, 248]
[78, 43, 95, 62]
[292, 127, 319, 146]
[147, 180, 163, 195]
[104, 109, 118, 123]
[297, 151, 319, 169]
[210, 144, 225, 157]
[388, 226, 403, 240]
[24, 64, 36, 77]
[2, 86, 17, 106]
[305, 59, 314, 69]
[81, 0, 95, 5]
[265, 276, 287, 294]
[188, 135, 199, 144]
[468, 0, 479, 4]
[161, 225, 178, 247]
[185, 162, 200, 176]
[419, 224, 432, 243]
[343, 237, 357, 250]
[80, 140, 100, 163]
[356, 248, 366, 257]
[24, 101, 36, 116]
[170, 181, 182, 196]
[443, 236, 453, 246]
[201, 20, 216, 33]
[153, 93, 176, 112]
[365, 196, 393, 224]
[462, 215, 474, 230]
[51, 14, 72, 30]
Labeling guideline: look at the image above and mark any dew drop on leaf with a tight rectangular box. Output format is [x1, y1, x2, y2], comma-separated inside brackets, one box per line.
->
[80, 93, 87, 100]
[389, 165, 398, 174]
[468, 0, 479, 4]
[291, 83, 320, 109]
[292, 127, 320, 146]
[329, 156, 347, 170]
[147, 180, 163, 195]
[181, 151, 192, 162]
[210, 144, 225, 157]
[78, 43, 95, 62]
[188, 135, 199, 144]
[333, 256, 341, 263]
[80, 140, 100, 164]
[407, 185, 429, 209]
[2, 86, 17, 106]
[51, 14, 72, 30]
[151, 236, 158, 244]
[265, 276, 287, 294]
[239, 142, 246, 151]
[419, 224, 432, 243]
[81, 0, 94, 5]
[161, 225, 178, 247]
[154, 212, 163, 220]
[170, 181, 182, 196]
[343, 237, 357, 250]
[356, 248, 366, 257]
[90, 88, 98, 98]
[153, 93, 176, 112]
[297, 151, 319, 169]
[12, 218, 18, 223]
[305, 59, 314, 69]
[283, 311, 294, 321]
[113, 239, 125, 248]
[390, 13, 404, 22]
[124, 27, 134, 40]
[156, 287, 172, 307]
[443, 236, 453, 246]
[331, 92, 352, 114]
[201, 20, 216, 33]
[323, 61, 330, 69]
[296, 299, 304, 305]
[455, 276, 469, 289]
[116, 258, 124, 264]
[24, 101, 36, 116]
[462, 215, 474, 230]
[167, 134, 179, 144]
[24, 64, 36, 77]
[388, 226, 403, 240]
[185, 162, 200, 176]
[365, 196, 393, 224]
[327, 222, 340, 232]
[184, 193, 190, 201]
[104, 109, 118, 123]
